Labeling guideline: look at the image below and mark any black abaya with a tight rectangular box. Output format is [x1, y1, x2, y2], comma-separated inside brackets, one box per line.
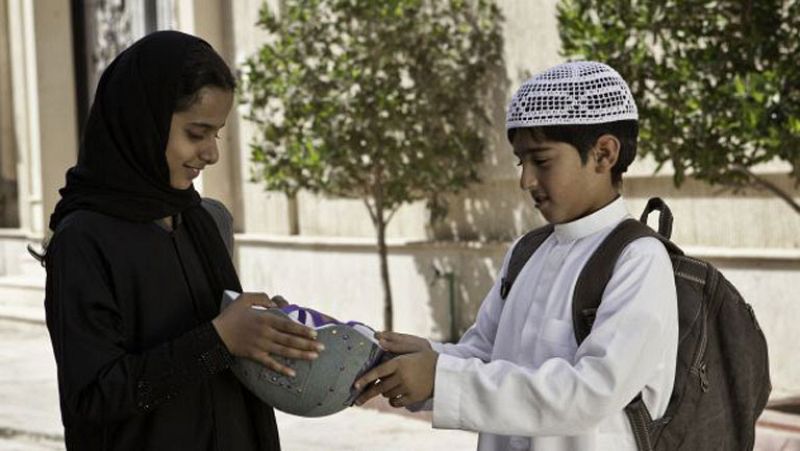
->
[46, 208, 280, 451]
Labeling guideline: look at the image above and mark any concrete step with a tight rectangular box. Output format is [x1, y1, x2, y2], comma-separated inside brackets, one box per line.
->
[0, 274, 46, 323]
[0, 234, 42, 276]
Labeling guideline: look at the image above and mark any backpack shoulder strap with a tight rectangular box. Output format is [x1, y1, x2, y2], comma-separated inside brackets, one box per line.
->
[572, 218, 665, 345]
[571, 198, 685, 451]
[500, 224, 554, 300]
[201, 197, 235, 258]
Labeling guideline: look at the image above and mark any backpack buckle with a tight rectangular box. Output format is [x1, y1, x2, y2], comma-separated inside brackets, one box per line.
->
[500, 278, 511, 299]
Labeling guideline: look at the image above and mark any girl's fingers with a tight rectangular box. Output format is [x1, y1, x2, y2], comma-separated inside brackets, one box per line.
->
[243, 292, 275, 308]
[253, 352, 296, 377]
[266, 315, 318, 339]
[267, 329, 324, 352]
[265, 341, 319, 361]
[271, 295, 290, 308]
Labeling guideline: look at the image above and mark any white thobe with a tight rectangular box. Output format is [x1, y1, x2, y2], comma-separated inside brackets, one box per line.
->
[428, 197, 678, 451]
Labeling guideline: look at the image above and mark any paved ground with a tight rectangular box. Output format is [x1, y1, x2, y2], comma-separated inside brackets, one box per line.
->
[0, 319, 477, 451]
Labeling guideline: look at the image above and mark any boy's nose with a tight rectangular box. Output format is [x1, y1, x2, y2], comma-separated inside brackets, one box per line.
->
[519, 166, 538, 191]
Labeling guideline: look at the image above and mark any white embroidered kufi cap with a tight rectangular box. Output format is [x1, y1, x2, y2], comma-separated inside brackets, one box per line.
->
[506, 61, 638, 130]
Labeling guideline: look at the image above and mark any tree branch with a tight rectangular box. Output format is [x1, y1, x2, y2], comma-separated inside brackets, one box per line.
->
[363, 197, 378, 225]
[385, 204, 400, 224]
[731, 164, 800, 214]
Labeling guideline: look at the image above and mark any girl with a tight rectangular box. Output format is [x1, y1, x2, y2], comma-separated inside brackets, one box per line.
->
[44, 31, 321, 450]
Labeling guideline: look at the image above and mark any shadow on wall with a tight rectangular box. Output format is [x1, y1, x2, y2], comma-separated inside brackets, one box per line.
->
[428, 59, 545, 244]
[412, 246, 507, 341]
[410, 45, 546, 340]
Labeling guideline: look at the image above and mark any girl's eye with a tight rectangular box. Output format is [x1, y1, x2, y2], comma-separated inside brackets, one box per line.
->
[187, 131, 204, 141]
[533, 159, 549, 166]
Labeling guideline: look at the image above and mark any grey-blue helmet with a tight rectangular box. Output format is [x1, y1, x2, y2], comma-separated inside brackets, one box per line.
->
[220, 291, 387, 417]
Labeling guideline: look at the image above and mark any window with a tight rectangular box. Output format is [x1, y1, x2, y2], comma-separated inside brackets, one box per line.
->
[73, 0, 174, 131]
[0, 0, 19, 228]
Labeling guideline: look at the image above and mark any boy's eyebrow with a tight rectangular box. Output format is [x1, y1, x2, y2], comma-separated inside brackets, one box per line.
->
[513, 145, 552, 157]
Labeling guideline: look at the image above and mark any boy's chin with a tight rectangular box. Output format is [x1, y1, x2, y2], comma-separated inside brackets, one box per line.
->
[537, 204, 577, 225]
[534, 200, 557, 222]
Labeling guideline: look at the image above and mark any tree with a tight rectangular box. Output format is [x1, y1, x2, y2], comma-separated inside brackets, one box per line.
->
[240, 0, 504, 330]
[558, 0, 800, 213]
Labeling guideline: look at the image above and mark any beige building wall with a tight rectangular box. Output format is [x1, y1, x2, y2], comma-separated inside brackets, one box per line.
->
[0, 0, 796, 399]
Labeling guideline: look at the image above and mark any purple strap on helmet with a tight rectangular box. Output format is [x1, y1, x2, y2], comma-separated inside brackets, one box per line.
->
[280, 304, 341, 328]
[308, 308, 328, 327]
[277, 305, 376, 338]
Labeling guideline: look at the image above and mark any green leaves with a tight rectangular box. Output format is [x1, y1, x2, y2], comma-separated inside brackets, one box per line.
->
[240, 0, 504, 222]
[559, 0, 800, 193]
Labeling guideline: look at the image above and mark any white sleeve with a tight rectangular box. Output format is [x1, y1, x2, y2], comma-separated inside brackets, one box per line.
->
[431, 237, 678, 437]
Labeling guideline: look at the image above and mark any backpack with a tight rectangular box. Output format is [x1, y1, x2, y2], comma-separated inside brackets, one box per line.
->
[499, 197, 771, 450]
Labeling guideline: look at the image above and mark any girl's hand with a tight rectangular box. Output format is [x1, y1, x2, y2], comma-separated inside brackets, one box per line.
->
[212, 292, 324, 377]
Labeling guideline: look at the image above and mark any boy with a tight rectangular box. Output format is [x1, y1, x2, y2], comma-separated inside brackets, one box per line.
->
[353, 61, 679, 451]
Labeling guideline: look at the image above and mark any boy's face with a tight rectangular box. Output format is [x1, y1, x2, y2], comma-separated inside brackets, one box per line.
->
[512, 128, 617, 224]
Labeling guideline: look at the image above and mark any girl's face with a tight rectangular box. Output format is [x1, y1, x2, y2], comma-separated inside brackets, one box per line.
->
[165, 86, 234, 189]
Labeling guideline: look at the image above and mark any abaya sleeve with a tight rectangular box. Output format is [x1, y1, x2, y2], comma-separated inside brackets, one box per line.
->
[45, 223, 234, 425]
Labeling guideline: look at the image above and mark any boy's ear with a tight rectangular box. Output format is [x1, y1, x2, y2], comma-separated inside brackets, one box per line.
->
[592, 134, 620, 173]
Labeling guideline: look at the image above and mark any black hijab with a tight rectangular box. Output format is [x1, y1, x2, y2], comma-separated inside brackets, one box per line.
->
[49, 30, 242, 298]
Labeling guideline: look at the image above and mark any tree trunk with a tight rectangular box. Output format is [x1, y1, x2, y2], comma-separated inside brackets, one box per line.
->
[368, 169, 394, 331]
[375, 202, 394, 331]
[287, 191, 300, 235]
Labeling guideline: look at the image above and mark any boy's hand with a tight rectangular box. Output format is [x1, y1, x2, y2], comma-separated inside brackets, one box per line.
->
[375, 331, 431, 354]
[212, 292, 324, 377]
[352, 349, 439, 407]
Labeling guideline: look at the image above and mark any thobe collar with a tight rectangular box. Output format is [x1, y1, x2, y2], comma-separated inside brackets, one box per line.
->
[553, 195, 629, 243]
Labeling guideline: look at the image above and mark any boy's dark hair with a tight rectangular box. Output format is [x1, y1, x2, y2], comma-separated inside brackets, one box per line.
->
[508, 119, 638, 186]
[174, 41, 236, 112]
